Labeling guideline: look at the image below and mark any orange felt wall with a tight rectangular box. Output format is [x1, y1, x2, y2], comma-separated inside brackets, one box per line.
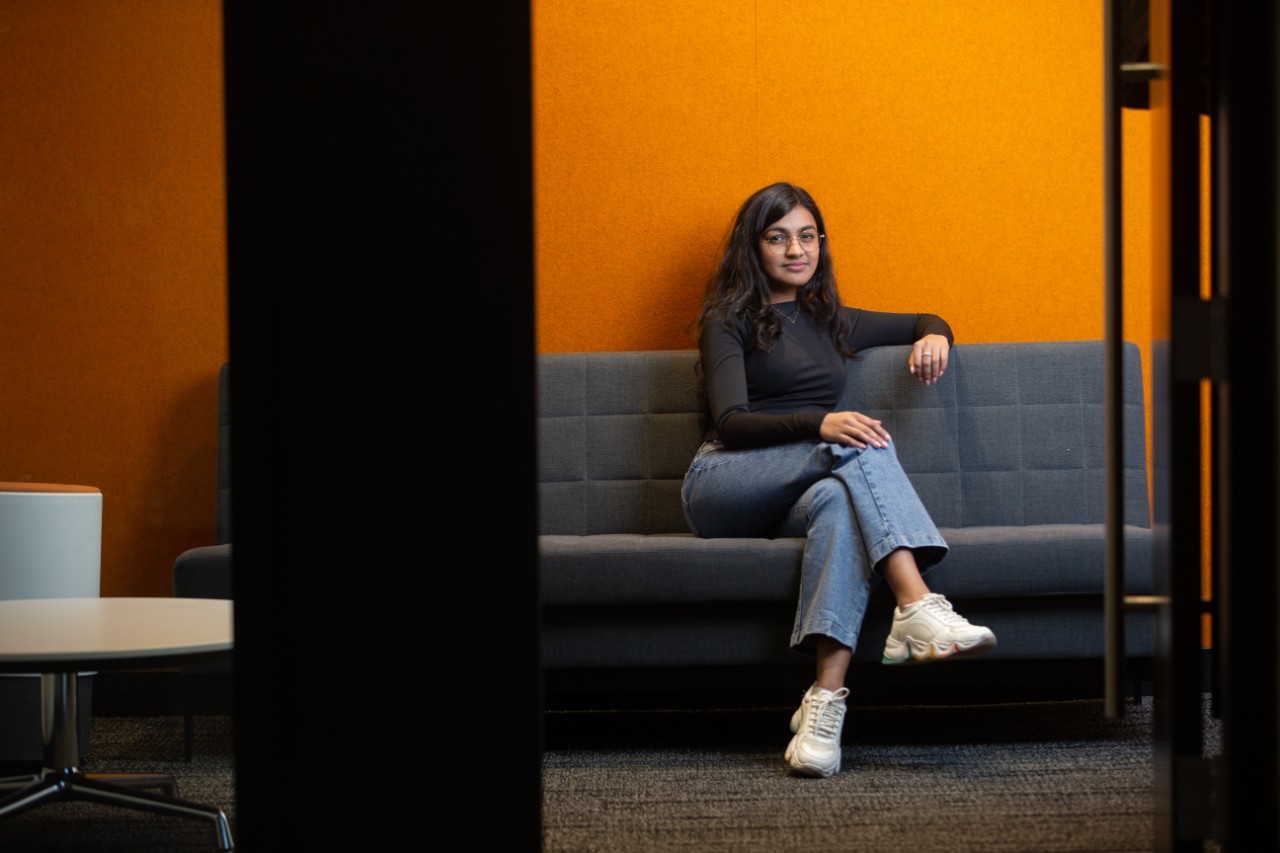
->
[0, 2, 227, 597]
[532, 0, 1189, 632]
[0, 3, 1169, 603]
[533, 1, 1154, 357]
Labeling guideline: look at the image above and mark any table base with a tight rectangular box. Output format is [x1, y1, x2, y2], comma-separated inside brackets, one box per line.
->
[0, 671, 233, 850]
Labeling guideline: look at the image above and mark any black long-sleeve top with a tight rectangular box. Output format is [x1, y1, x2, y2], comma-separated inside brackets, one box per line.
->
[700, 303, 953, 449]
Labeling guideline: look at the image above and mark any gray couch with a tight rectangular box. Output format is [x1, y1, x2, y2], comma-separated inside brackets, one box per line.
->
[538, 341, 1155, 708]
[171, 361, 232, 759]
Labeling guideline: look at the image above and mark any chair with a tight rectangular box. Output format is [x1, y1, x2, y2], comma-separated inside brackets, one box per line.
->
[0, 483, 101, 764]
[171, 362, 232, 761]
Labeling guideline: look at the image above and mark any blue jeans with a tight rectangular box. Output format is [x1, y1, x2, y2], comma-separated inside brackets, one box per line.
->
[681, 439, 947, 654]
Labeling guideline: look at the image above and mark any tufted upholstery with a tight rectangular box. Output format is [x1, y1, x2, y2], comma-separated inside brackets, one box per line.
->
[538, 343, 1149, 537]
[842, 342, 1149, 530]
[537, 350, 705, 537]
[537, 341, 1154, 673]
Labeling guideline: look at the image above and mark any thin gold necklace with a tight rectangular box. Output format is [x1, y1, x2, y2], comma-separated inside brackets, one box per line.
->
[775, 303, 800, 324]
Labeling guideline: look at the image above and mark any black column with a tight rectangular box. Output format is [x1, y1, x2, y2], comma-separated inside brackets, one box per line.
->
[224, 3, 540, 849]
[1217, 2, 1279, 849]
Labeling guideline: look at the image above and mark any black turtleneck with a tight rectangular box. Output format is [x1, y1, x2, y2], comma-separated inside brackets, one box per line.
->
[700, 304, 953, 449]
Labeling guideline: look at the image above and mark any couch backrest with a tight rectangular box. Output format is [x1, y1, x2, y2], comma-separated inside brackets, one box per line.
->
[536, 341, 1149, 535]
[840, 341, 1149, 529]
[537, 351, 703, 536]
[216, 361, 231, 545]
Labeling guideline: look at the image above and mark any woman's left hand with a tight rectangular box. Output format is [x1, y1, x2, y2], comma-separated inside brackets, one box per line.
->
[910, 335, 950, 386]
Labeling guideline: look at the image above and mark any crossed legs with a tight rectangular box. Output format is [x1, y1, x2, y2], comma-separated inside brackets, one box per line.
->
[812, 547, 929, 690]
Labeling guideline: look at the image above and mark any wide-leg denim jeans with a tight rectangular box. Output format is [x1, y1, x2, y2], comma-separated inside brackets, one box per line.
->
[681, 438, 947, 654]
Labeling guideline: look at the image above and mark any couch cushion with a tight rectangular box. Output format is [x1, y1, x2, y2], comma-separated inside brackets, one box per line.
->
[539, 533, 802, 605]
[539, 522, 1153, 606]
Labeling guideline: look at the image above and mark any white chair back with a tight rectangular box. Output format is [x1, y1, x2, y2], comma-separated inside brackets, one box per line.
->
[0, 483, 101, 599]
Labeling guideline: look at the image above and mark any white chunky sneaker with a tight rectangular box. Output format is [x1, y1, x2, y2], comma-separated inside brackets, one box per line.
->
[784, 684, 849, 778]
[882, 593, 997, 664]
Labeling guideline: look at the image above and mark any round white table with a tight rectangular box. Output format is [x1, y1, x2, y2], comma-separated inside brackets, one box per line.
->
[0, 597, 234, 850]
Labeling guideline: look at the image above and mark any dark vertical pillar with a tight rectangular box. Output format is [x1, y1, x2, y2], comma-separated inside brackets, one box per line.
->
[224, 2, 540, 849]
[1218, 2, 1279, 849]
[1159, 0, 1208, 848]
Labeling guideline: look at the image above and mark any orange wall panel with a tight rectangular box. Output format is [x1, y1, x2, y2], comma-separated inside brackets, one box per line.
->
[534, 2, 1157, 541]
[0, 2, 227, 596]
[1, 3, 1161, 600]
[534, 2, 1153, 356]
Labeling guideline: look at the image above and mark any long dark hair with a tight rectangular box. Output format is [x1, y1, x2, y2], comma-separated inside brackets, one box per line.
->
[694, 182, 854, 357]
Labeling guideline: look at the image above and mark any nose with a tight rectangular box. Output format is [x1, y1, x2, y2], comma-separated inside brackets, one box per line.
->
[784, 236, 805, 256]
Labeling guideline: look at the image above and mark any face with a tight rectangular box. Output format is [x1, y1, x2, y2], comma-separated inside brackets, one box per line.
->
[757, 205, 821, 294]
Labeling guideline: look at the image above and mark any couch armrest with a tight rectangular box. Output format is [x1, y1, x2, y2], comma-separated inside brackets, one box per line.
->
[172, 542, 232, 600]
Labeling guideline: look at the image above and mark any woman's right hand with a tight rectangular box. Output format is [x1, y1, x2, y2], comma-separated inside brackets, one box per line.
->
[820, 411, 891, 449]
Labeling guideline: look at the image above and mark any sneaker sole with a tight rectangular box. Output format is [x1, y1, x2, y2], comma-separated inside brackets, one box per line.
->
[882, 633, 997, 665]
[785, 737, 840, 778]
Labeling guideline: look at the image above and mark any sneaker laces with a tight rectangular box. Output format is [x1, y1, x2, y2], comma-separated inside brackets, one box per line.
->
[803, 689, 848, 739]
[917, 594, 968, 625]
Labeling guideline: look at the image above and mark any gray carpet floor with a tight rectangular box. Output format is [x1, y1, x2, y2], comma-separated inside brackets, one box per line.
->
[0, 715, 234, 851]
[541, 694, 1224, 852]
[0, 697, 1224, 852]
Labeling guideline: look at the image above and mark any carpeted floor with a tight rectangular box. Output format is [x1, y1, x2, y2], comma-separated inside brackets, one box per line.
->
[541, 695, 1224, 852]
[0, 697, 1224, 852]
[0, 715, 235, 851]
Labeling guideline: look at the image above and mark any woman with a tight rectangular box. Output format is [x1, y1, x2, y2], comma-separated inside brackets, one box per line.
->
[682, 182, 996, 778]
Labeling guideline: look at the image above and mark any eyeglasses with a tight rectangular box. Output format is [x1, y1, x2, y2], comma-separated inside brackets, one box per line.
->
[760, 231, 823, 254]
